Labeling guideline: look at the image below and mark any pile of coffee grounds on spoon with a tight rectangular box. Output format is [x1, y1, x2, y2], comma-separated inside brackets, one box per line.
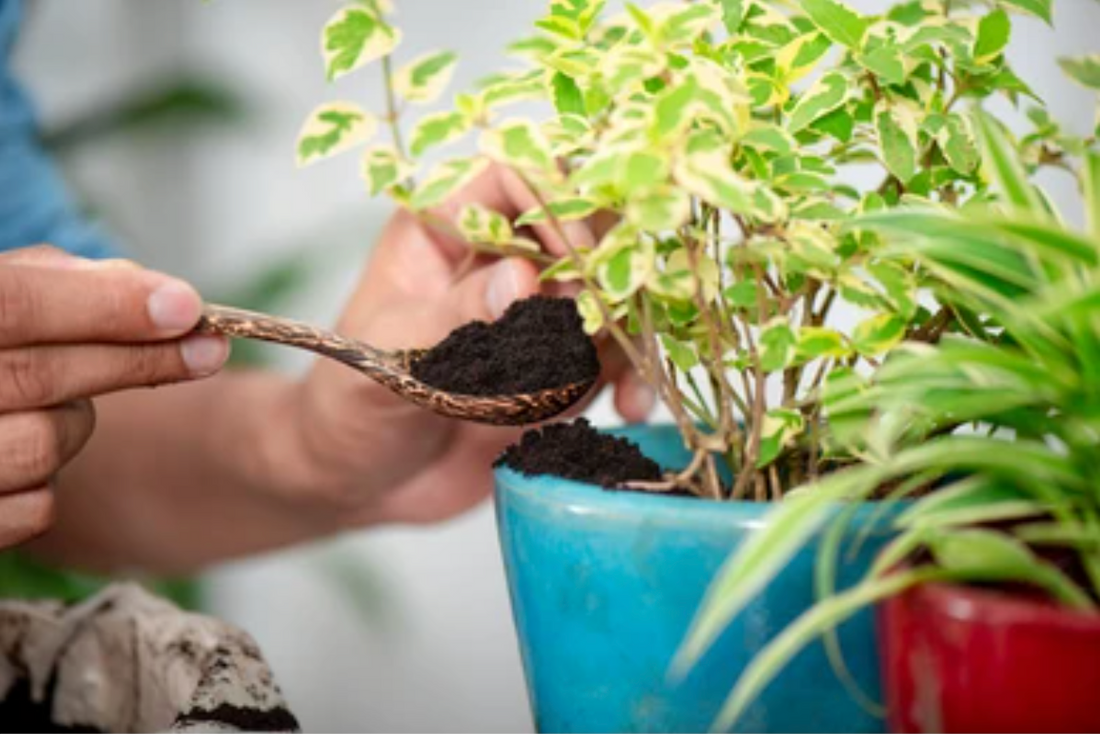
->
[495, 418, 663, 489]
[411, 296, 600, 396]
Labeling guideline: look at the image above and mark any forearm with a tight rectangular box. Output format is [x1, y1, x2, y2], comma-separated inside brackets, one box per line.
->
[30, 370, 349, 575]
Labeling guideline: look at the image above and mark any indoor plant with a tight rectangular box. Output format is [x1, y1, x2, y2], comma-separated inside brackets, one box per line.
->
[680, 78, 1100, 732]
[296, 0, 1071, 730]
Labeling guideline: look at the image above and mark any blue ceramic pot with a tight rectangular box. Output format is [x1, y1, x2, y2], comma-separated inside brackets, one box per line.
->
[494, 425, 892, 733]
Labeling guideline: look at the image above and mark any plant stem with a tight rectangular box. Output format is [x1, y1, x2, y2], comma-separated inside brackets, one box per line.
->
[380, 54, 408, 159]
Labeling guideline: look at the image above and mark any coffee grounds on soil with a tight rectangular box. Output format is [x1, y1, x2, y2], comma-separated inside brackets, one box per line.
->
[174, 702, 300, 732]
[495, 418, 665, 489]
[411, 296, 600, 396]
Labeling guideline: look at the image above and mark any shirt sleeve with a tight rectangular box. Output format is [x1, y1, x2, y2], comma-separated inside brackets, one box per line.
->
[0, 0, 120, 259]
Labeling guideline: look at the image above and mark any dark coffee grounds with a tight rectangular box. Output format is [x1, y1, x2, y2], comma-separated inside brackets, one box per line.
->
[411, 296, 599, 396]
[174, 702, 300, 732]
[495, 418, 664, 489]
[0, 679, 100, 733]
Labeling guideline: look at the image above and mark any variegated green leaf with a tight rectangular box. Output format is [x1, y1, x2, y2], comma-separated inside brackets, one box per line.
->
[757, 409, 805, 469]
[1059, 55, 1100, 91]
[481, 119, 556, 174]
[409, 111, 471, 157]
[626, 187, 692, 231]
[759, 317, 797, 371]
[875, 103, 920, 183]
[409, 157, 488, 211]
[458, 203, 514, 245]
[661, 334, 699, 371]
[360, 144, 413, 195]
[394, 51, 458, 104]
[297, 102, 377, 167]
[974, 9, 1011, 64]
[795, 327, 850, 362]
[593, 226, 655, 302]
[937, 113, 980, 175]
[800, 0, 868, 50]
[516, 198, 598, 227]
[321, 5, 401, 82]
[787, 71, 848, 134]
[852, 313, 906, 356]
[996, 0, 1052, 26]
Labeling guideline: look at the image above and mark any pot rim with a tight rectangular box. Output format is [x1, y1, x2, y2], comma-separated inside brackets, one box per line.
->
[493, 423, 901, 534]
[897, 579, 1100, 631]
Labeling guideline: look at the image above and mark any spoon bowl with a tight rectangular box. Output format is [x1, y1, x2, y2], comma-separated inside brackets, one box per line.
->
[195, 304, 594, 426]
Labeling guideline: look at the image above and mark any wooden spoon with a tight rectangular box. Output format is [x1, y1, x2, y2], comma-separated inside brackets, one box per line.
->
[195, 304, 594, 426]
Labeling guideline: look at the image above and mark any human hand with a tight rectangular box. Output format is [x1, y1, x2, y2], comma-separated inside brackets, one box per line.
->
[263, 165, 654, 527]
[0, 246, 229, 549]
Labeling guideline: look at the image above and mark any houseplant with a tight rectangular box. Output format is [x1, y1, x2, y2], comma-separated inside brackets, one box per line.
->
[296, 0, 1070, 730]
[679, 75, 1100, 732]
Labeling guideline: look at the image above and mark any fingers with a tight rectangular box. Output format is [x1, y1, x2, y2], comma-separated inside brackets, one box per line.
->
[0, 251, 204, 347]
[614, 369, 657, 424]
[0, 336, 229, 412]
[424, 165, 599, 264]
[0, 400, 95, 494]
[0, 487, 56, 548]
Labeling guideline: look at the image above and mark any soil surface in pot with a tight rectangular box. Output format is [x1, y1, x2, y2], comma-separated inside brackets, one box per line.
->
[0, 679, 99, 733]
[411, 296, 599, 396]
[495, 418, 665, 489]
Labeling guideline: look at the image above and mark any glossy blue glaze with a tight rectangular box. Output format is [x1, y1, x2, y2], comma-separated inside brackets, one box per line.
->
[494, 425, 891, 733]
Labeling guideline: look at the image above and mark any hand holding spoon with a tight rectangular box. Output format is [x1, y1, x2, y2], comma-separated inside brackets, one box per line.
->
[194, 304, 595, 426]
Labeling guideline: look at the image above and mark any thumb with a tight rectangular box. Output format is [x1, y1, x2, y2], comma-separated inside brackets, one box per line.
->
[447, 257, 540, 325]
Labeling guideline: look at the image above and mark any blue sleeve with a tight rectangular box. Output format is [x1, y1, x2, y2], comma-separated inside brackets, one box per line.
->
[0, 0, 119, 259]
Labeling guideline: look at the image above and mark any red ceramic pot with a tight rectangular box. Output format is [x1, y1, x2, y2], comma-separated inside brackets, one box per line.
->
[879, 582, 1100, 733]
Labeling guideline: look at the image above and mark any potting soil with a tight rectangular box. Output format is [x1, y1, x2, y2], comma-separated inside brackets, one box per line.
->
[411, 296, 599, 396]
[495, 418, 664, 489]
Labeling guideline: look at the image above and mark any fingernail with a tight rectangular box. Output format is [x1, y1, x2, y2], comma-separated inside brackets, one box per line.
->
[487, 260, 520, 320]
[632, 381, 657, 420]
[148, 279, 202, 333]
[180, 334, 230, 376]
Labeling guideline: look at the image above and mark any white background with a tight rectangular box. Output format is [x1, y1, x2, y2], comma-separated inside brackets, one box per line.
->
[13, 1, 1098, 730]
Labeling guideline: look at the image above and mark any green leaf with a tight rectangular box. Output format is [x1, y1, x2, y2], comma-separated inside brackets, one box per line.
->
[852, 313, 906, 356]
[896, 478, 1046, 530]
[1058, 55, 1100, 91]
[516, 198, 598, 227]
[409, 157, 488, 211]
[859, 45, 907, 86]
[576, 290, 605, 334]
[937, 114, 980, 175]
[718, 0, 746, 34]
[973, 109, 1049, 218]
[458, 203, 514, 245]
[1084, 150, 1100, 240]
[711, 568, 942, 732]
[626, 187, 691, 231]
[796, 326, 850, 361]
[551, 72, 587, 116]
[996, 0, 1053, 25]
[481, 119, 556, 174]
[296, 102, 376, 167]
[759, 317, 797, 371]
[787, 71, 848, 134]
[928, 529, 1094, 609]
[321, 6, 401, 82]
[757, 409, 805, 469]
[394, 51, 458, 104]
[360, 144, 412, 195]
[674, 463, 891, 687]
[653, 75, 699, 139]
[409, 111, 470, 157]
[594, 231, 655, 302]
[974, 9, 1011, 63]
[875, 103, 919, 184]
[661, 334, 699, 371]
[800, 0, 868, 50]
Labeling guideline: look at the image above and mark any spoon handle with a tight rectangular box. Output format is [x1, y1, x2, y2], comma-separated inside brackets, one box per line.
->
[196, 304, 396, 369]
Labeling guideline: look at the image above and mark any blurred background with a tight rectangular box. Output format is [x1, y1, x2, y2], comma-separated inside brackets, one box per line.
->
[8, 0, 1099, 730]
